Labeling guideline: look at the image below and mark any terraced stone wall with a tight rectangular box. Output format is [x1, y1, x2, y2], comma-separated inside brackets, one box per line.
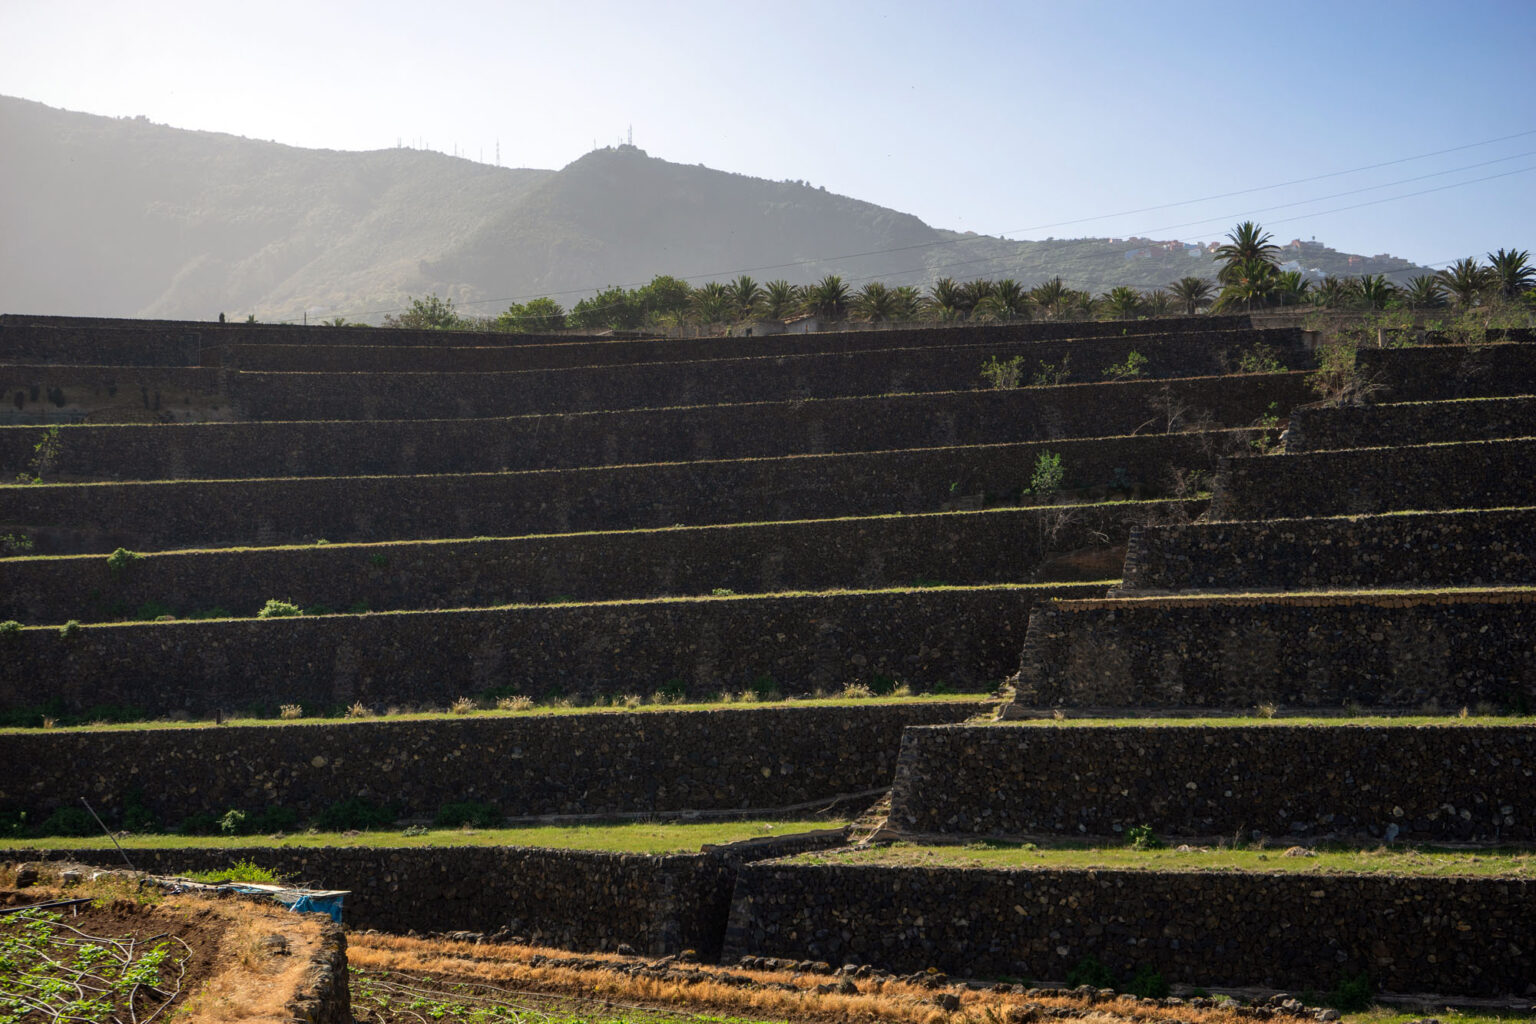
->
[1207, 437, 1536, 520]
[0, 330, 1303, 424]
[1, 431, 1250, 554]
[198, 318, 1268, 372]
[0, 373, 1312, 482]
[886, 723, 1536, 841]
[1358, 343, 1536, 402]
[0, 701, 988, 822]
[721, 861, 1536, 996]
[0, 503, 1187, 624]
[1118, 508, 1536, 592]
[1014, 591, 1536, 710]
[43, 846, 740, 957]
[0, 586, 1078, 716]
[0, 365, 225, 425]
[1, 312, 1255, 360]
[1286, 396, 1536, 453]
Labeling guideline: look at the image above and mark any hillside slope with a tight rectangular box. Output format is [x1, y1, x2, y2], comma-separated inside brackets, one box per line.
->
[0, 96, 1434, 321]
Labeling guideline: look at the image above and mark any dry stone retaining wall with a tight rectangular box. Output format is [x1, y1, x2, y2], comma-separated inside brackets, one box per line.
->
[0, 585, 1083, 717]
[1287, 396, 1536, 453]
[1118, 507, 1536, 593]
[0, 373, 1311, 482]
[0, 431, 1250, 554]
[1359, 343, 1536, 402]
[1014, 590, 1536, 710]
[1207, 437, 1536, 520]
[886, 723, 1536, 841]
[0, 701, 988, 822]
[0, 503, 1189, 625]
[720, 861, 1536, 996]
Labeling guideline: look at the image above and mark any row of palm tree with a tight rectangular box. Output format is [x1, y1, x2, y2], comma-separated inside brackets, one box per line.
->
[481, 222, 1530, 331]
[1209, 221, 1534, 313]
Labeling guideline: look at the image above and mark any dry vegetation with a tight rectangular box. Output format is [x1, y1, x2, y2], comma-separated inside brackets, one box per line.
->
[348, 931, 1267, 1024]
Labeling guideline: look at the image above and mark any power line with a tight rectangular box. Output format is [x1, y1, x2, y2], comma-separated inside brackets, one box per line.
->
[270, 128, 1536, 323]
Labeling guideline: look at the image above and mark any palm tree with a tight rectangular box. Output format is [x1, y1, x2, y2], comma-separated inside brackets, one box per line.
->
[1437, 257, 1494, 308]
[1143, 289, 1174, 316]
[1214, 258, 1278, 312]
[1103, 286, 1143, 320]
[1310, 276, 1350, 310]
[726, 276, 764, 321]
[1402, 275, 1447, 310]
[852, 282, 900, 322]
[1067, 290, 1098, 320]
[690, 281, 733, 324]
[1030, 277, 1070, 319]
[927, 277, 966, 320]
[804, 275, 850, 320]
[1213, 221, 1280, 284]
[892, 285, 924, 322]
[959, 278, 996, 318]
[762, 280, 802, 321]
[974, 279, 1031, 322]
[1351, 274, 1397, 312]
[1273, 271, 1310, 307]
[1169, 276, 1213, 315]
[1487, 248, 1535, 299]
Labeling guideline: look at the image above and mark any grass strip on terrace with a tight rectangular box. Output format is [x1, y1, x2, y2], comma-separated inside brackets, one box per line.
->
[992, 714, 1536, 728]
[1, 580, 1109, 632]
[0, 425, 1263, 488]
[0, 499, 1183, 563]
[0, 819, 847, 854]
[0, 692, 996, 734]
[790, 841, 1536, 878]
[1052, 584, 1536, 610]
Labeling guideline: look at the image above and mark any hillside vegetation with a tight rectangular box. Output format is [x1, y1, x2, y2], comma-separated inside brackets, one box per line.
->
[0, 95, 1434, 322]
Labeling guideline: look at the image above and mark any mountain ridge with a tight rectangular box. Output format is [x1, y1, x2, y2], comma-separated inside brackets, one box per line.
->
[0, 95, 1434, 321]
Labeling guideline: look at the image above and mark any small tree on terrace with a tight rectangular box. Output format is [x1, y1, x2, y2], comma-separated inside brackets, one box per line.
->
[385, 294, 463, 330]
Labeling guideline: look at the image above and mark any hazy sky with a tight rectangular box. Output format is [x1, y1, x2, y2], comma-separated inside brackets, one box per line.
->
[3, 0, 1533, 269]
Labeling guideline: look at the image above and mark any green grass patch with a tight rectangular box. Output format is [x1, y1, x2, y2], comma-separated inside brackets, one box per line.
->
[0, 692, 992, 735]
[1345, 1009, 1536, 1024]
[0, 819, 846, 855]
[791, 840, 1536, 878]
[996, 714, 1536, 728]
[179, 858, 284, 883]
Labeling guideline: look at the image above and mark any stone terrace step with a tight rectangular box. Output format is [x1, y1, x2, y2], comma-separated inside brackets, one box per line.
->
[0, 311, 1255, 362]
[202, 324, 1299, 373]
[1011, 588, 1536, 712]
[1208, 436, 1536, 520]
[1117, 507, 1536, 593]
[887, 722, 1536, 842]
[0, 501, 1193, 624]
[0, 583, 1098, 718]
[0, 429, 1253, 554]
[1359, 341, 1536, 402]
[0, 373, 1310, 483]
[0, 329, 1305, 424]
[0, 700, 992, 823]
[1287, 394, 1536, 452]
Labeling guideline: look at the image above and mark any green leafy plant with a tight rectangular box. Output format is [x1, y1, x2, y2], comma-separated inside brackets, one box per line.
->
[1065, 954, 1115, 988]
[59, 619, 81, 640]
[1128, 823, 1164, 850]
[183, 859, 283, 884]
[105, 548, 145, 574]
[0, 533, 34, 556]
[1125, 964, 1170, 998]
[1030, 355, 1071, 387]
[1236, 343, 1285, 374]
[218, 809, 249, 835]
[258, 599, 302, 618]
[317, 797, 396, 831]
[434, 801, 501, 829]
[0, 620, 22, 639]
[1102, 350, 1148, 380]
[980, 355, 1027, 389]
[36, 806, 98, 837]
[1026, 450, 1065, 499]
[1328, 971, 1373, 1012]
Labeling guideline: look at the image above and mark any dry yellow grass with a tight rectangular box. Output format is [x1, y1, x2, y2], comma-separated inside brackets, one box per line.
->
[181, 913, 323, 1024]
[349, 931, 1257, 1024]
